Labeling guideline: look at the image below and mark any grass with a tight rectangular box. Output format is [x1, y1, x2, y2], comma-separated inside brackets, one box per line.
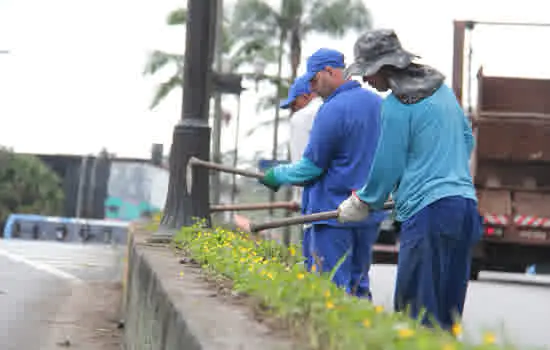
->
[170, 220, 518, 350]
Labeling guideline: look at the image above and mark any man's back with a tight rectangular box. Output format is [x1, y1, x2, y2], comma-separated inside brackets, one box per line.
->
[303, 81, 385, 226]
[389, 84, 477, 220]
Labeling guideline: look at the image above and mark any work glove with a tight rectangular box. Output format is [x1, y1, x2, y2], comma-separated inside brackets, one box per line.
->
[259, 168, 281, 192]
[337, 192, 370, 223]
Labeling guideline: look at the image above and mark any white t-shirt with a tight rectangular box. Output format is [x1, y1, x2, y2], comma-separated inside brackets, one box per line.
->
[289, 97, 323, 203]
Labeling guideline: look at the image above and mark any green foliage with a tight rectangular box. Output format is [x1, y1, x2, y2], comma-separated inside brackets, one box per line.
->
[144, 6, 276, 110]
[173, 223, 513, 350]
[0, 148, 64, 222]
[231, 0, 373, 135]
[231, 0, 372, 77]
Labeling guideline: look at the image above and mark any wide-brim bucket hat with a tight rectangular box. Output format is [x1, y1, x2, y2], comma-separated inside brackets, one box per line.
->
[345, 29, 419, 78]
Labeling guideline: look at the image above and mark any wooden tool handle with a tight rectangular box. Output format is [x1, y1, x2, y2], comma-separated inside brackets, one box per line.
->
[189, 157, 264, 179]
[248, 201, 395, 232]
[210, 201, 300, 212]
[249, 211, 339, 232]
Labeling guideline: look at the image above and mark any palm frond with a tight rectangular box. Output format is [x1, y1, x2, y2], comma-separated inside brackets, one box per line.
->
[143, 50, 183, 76]
[228, 37, 279, 71]
[305, 0, 372, 36]
[231, 0, 280, 39]
[166, 8, 187, 26]
[149, 75, 183, 110]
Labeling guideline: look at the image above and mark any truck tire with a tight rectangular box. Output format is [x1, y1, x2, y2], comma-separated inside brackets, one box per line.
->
[470, 261, 481, 281]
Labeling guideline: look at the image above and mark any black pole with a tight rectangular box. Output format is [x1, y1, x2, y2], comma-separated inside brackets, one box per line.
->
[159, 0, 217, 232]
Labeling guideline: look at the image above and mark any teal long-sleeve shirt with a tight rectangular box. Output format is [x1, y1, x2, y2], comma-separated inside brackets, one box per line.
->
[272, 157, 323, 185]
[355, 84, 477, 222]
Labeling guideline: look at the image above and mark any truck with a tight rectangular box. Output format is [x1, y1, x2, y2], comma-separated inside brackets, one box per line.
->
[373, 20, 550, 279]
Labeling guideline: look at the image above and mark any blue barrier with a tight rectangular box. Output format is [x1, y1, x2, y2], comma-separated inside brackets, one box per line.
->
[3, 213, 129, 244]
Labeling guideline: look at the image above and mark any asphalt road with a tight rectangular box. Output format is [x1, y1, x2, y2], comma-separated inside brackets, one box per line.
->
[370, 265, 550, 349]
[0, 238, 548, 349]
[0, 239, 124, 350]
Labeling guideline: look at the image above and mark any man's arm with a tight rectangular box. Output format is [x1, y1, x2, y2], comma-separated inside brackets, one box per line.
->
[463, 113, 475, 156]
[266, 103, 340, 186]
[355, 104, 410, 209]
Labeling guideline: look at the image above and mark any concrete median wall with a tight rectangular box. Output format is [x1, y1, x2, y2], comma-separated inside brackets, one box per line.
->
[122, 229, 292, 350]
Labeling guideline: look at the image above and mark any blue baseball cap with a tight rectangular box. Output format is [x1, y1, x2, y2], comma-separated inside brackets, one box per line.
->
[279, 75, 312, 109]
[303, 48, 346, 82]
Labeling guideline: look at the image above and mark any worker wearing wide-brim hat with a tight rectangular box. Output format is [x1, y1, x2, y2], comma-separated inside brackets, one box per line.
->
[338, 29, 482, 330]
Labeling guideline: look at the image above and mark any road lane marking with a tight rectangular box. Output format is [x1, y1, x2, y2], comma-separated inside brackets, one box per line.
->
[0, 248, 83, 283]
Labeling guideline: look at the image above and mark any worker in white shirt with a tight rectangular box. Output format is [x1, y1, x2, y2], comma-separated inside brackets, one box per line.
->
[279, 74, 322, 269]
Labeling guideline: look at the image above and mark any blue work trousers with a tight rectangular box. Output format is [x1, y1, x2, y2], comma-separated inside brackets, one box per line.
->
[308, 223, 380, 298]
[394, 195, 482, 330]
[302, 225, 313, 270]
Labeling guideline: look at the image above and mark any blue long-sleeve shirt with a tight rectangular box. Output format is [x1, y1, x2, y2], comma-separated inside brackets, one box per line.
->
[355, 84, 477, 222]
[272, 80, 387, 227]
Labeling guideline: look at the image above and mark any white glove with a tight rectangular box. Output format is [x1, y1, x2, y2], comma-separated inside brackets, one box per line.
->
[337, 192, 370, 223]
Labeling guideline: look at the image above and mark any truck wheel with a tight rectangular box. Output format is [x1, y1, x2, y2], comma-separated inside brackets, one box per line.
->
[470, 263, 481, 281]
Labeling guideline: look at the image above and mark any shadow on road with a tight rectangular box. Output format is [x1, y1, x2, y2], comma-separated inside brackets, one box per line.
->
[475, 276, 550, 288]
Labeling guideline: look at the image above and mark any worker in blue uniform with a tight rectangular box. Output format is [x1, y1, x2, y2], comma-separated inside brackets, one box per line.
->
[280, 75, 322, 271]
[337, 29, 482, 329]
[260, 48, 387, 299]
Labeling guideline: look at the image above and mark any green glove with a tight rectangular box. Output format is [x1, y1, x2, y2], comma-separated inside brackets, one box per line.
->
[259, 168, 281, 192]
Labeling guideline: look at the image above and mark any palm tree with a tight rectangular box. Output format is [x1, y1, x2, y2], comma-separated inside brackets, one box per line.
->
[231, 0, 372, 140]
[143, 7, 278, 110]
[142, 9, 187, 110]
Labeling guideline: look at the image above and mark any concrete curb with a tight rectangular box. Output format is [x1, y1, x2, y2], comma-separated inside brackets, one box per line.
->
[123, 229, 294, 350]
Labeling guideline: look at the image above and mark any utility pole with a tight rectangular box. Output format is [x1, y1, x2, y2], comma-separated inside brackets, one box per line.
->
[211, 0, 224, 212]
[75, 156, 89, 218]
[158, 0, 217, 232]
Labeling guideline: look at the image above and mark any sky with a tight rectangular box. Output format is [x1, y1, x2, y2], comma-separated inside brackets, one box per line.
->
[1, 0, 550, 160]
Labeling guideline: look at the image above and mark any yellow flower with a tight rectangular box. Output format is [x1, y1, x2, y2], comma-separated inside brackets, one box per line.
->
[179, 271, 184, 277]
[397, 328, 414, 339]
[289, 246, 296, 256]
[311, 265, 317, 272]
[483, 332, 496, 345]
[374, 305, 384, 314]
[324, 290, 331, 298]
[451, 323, 462, 337]
[325, 301, 335, 309]
[442, 343, 456, 350]
[297, 273, 305, 280]
[362, 319, 371, 328]
[239, 258, 246, 263]
[266, 272, 274, 280]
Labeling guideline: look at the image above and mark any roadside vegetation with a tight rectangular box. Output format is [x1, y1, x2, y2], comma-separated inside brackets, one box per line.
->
[169, 219, 515, 350]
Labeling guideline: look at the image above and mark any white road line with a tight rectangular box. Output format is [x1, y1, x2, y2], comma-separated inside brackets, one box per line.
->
[0, 248, 82, 283]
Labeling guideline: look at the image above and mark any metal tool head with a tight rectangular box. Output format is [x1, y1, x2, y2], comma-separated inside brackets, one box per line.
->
[185, 157, 198, 194]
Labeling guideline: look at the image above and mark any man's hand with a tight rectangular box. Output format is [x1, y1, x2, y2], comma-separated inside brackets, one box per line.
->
[337, 192, 370, 222]
[259, 168, 281, 192]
